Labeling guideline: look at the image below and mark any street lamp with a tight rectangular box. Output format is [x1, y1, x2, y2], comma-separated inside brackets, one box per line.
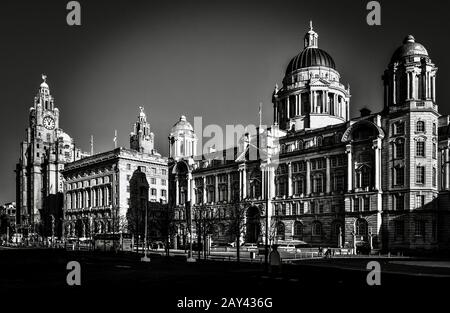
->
[141, 201, 150, 262]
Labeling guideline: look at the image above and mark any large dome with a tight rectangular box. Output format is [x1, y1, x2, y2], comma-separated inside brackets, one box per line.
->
[285, 47, 336, 74]
[171, 115, 193, 132]
[390, 35, 428, 63]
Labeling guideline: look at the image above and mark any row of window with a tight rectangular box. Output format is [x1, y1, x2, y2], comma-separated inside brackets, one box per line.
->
[391, 120, 437, 136]
[125, 163, 167, 175]
[394, 219, 436, 241]
[126, 175, 167, 186]
[67, 176, 111, 190]
[280, 133, 343, 154]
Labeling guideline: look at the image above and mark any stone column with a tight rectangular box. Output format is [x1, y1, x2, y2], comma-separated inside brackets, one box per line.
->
[242, 168, 247, 199]
[326, 156, 331, 193]
[287, 162, 292, 197]
[306, 159, 311, 195]
[203, 176, 207, 203]
[406, 71, 411, 100]
[373, 138, 381, 191]
[346, 144, 353, 191]
[392, 72, 397, 104]
[215, 174, 219, 203]
[187, 173, 192, 202]
[432, 75, 436, 102]
[175, 177, 179, 206]
[227, 173, 232, 202]
[446, 147, 450, 190]
[286, 97, 290, 119]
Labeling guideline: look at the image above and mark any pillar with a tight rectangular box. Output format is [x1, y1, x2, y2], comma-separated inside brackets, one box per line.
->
[215, 174, 219, 203]
[175, 177, 179, 206]
[287, 162, 292, 197]
[326, 156, 331, 193]
[227, 173, 232, 202]
[187, 173, 192, 202]
[306, 159, 311, 195]
[446, 147, 450, 190]
[202, 176, 207, 203]
[346, 144, 353, 191]
[373, 138, 381, 191]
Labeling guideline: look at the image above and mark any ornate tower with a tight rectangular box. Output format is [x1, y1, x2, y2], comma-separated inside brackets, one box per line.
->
[273, 22, 351, 131]
[382, 35, 440, 249]
[16, 75, 82, 236]
[169, 115, 197, 161]
[129, 106, 155, 154]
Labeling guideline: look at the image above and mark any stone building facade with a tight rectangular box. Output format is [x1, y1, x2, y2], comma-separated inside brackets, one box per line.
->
[169, 25, 450, 253]
[61, 108, 168, 239]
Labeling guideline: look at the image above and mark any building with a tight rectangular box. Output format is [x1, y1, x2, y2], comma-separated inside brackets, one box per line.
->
[1, 202, 17, 221]
[169, 24, 450, 253]
[61, 107, 168, 239]
[15, 76, 87, 237]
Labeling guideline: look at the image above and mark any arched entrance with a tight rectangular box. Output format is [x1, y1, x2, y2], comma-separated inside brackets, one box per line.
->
[246, 206, 260, 243]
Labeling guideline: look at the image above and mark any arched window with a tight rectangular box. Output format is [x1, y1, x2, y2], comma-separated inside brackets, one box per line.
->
[297, 140, 303, 150]
[293, 221, 303, 240]
[416, 121, 425, 132]
[312, 221, 322, 236]
[356, 219, 368, 238]
[317, 136, 323, 147]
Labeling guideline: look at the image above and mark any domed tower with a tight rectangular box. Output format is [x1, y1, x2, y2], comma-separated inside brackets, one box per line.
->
[383, 35, 438, 111]
[273, 22, 351, 131]
[169, 115, 197, 161]
[382, 35, 440, 246]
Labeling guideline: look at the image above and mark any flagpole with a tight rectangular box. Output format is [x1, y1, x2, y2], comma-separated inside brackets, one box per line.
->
[90, 135, 94, 155]
[114, 130, 117, 149]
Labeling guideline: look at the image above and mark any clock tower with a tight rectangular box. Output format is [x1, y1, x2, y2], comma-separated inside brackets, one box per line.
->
[16, 75, 85, 238]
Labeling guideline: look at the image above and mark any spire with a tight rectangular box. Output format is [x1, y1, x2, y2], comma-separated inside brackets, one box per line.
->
[304, 20, 319, 49]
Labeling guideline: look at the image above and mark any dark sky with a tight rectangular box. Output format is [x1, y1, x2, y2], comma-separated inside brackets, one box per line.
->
[0, 0, 449, 202]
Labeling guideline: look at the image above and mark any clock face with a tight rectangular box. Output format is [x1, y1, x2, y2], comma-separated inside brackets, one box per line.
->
[43, 116, 55, 130]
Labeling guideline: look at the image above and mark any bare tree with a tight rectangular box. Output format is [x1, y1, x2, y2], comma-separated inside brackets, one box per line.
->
[193, 204, 218, 259]
[226, 200, 252, 263]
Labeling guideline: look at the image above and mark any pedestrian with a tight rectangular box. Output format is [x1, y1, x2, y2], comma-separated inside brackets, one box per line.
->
[269, 244, 281, 274]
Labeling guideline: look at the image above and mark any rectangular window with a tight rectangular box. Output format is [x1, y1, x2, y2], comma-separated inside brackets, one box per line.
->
[432, 143, 437, 159]
[363, 197, 370, 211]
[395, 194, 404, 210]
[126, 163, 131, 170]
[151, 168, 157, 174]
[299, 202, 304, 215]
[416, 195, 425, 209]
[416, 141, 425, 157]
[395, 142, 404, 159]
[395, 167, 404, 186]
[150, 178, 156, 184]
[127, 175, 131, 181]
[162, 169, 167, 175]
[151, 188, 157, 196]
[161, 190, 167, 197]
[354, 198, 360, 212]
[394, 220, 404, 240]
[414, 220, 426, 238]
[416, 166, 425, 184]
[432, 168, 437, 187]
[161, 179, 166, 186]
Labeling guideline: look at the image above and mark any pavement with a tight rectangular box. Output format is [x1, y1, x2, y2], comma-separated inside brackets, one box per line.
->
[1, 247, 450, 311]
